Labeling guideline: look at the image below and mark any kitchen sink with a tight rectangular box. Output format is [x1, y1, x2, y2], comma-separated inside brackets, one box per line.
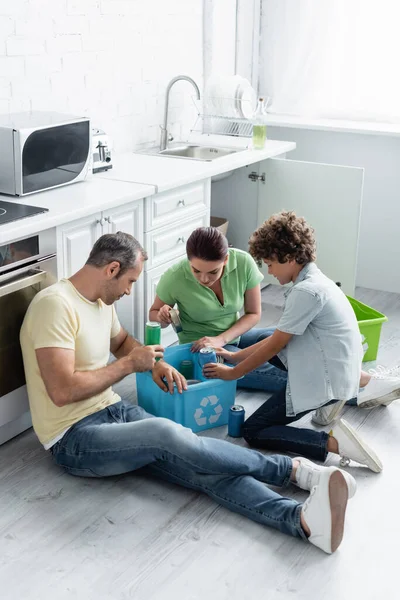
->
[141, 144, 240, 161]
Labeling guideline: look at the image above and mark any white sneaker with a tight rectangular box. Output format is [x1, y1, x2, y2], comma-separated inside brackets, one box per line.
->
[331, 419, 383, 473]
[294, 456, 356, 498]
[311, 400, 346, 426]
[358, 365, 400, 409]
[301, 467, 348, 554]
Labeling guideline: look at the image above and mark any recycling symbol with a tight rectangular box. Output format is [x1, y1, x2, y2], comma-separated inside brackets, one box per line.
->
[194, 395, 223, 426]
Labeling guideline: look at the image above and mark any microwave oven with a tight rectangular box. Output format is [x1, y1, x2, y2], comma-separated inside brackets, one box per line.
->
[0, 111, 91, 196]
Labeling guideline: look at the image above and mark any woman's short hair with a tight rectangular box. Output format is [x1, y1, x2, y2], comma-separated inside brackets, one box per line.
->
[249, 211, 316, 265]
[186, 227, 229, 261]
[86, 231, 148, 276]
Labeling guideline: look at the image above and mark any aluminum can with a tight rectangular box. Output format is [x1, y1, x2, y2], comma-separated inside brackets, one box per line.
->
[195, 347, 217, 380]
[198, 347, 217, 369]
[145, 321, 161, 345]
[228, 405, 245, 437]
[179, 359, 194, 379]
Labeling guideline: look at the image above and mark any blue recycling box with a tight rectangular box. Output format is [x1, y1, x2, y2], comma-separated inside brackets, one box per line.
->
[136, 343, 238, 433]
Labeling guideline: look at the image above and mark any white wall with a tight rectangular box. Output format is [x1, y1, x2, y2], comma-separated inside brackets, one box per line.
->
[0, 0, 203, 152]
[266, 126, 400, 295]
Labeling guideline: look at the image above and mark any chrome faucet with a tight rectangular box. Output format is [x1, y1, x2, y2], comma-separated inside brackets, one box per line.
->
[160, 75, 201, 151]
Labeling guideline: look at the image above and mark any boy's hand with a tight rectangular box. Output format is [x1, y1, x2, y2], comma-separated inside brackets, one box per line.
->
[203, 363, 237, 380]
[215, 347, 240, 363]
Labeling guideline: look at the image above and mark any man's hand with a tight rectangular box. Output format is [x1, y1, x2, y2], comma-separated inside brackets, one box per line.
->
[127, 345, 164, 372]
[157, 305, 172, 326]
[191, 335, 226, 352]
[152, 361, 188, 394]
[203, 363, 237, 381]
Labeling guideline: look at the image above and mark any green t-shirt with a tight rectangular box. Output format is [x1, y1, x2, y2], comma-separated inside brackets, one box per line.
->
[156, 248, 264, 344]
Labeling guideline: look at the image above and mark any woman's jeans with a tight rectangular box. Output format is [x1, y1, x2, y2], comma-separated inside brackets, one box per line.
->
[225, 328, 288, 393]
[51, 400, 306, 541]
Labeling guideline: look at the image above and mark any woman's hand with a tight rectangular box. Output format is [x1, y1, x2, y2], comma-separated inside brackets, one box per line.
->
[191, 335, 226, 352]
[156, 305, 172, 326]
[202, 363, 237, 380]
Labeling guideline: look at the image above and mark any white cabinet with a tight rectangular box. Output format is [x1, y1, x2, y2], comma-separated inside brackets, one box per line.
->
[57, 199, 145, 341]
[57, 215, 102, 279]
[145, 257, 185, 347]
[211, 157, 364, 295]
[144, 180, 211, 346]
[103, 202, 145, 342]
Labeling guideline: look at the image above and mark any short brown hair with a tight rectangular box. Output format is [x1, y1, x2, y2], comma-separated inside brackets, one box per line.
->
[249, 211, 316, 265]
[186, 227, 228, 261]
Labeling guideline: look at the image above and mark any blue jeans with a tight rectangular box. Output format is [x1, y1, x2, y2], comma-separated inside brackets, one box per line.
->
[225, 328, 288, 393]
[51, 400, 306, 540]
[243, 383, 333, 461]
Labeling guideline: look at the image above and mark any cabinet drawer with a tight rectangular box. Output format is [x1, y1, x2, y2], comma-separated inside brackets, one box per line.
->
[144, 180, 210, 231]
[145, 211, 209, 269]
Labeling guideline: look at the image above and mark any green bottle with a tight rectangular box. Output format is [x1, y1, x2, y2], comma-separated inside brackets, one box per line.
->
[252, 97, 267, 150]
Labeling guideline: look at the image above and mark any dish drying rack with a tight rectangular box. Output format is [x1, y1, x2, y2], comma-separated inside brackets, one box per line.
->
[189, 95, 254, 138]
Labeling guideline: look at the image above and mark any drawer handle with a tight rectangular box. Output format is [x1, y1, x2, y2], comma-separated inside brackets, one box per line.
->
[177, 236, 185, 244]
[177, 199, 186, 207]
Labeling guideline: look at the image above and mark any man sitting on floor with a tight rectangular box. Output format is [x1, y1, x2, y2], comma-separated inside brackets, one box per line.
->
[20, 231, 357, 554]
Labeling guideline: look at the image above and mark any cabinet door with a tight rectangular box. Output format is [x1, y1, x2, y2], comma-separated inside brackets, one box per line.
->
[145, 256, 186, 348]
[257, 158, 364, 295]
[57, 215, 102, 279]
[103, 201, 145, 342]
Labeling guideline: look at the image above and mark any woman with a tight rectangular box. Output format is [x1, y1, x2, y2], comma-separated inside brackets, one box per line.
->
[149, 226, 287, 392]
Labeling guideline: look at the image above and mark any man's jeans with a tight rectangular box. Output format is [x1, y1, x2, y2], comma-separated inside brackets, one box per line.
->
[51, 400, 306, 540]
[225, 328, 288, 393]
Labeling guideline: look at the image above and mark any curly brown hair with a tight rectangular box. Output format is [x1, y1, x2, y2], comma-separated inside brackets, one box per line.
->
[249, 211, 316, 265]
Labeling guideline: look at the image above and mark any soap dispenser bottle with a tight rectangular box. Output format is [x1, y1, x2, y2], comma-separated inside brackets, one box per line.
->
[252, 97, 268, 150]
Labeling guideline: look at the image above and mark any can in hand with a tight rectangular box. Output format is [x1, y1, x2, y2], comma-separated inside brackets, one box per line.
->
[169, 308, 183, 334]
[228, 405, 245, 437]
[179, 359, 194, 379]
[145, 321, 161, 345]
[196, 347, 217, 379]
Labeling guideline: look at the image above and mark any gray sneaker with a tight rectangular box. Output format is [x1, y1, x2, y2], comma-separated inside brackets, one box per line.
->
[311, 400, 346, 426]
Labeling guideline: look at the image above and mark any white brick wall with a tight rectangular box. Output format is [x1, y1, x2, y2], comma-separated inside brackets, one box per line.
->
[0, 0, 203, 152]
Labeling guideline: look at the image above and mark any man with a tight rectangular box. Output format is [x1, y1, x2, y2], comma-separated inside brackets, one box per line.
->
[20, 231, 357, 554]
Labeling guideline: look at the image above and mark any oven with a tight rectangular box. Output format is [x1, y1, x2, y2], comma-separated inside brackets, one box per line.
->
[0, 229, 57, 445]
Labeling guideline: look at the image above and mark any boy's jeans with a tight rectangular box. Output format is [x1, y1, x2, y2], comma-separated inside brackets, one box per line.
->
[51, 400, 305, 540]
[243, 358, 356, 461]
[225, 328, 288, 393]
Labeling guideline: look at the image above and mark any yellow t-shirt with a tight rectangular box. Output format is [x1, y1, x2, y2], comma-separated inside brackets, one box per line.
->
[20, 279, 121, 447]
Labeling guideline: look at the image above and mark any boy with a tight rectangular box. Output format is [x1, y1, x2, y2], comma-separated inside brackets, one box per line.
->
[204, 211, 392, 473]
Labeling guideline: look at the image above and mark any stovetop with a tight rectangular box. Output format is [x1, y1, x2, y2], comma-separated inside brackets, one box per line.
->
[0, 200, 48, 226]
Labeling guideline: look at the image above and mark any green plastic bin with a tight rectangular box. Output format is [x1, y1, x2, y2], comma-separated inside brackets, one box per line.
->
[347, 296, 388, 362]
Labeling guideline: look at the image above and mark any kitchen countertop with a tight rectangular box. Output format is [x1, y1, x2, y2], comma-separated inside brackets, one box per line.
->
[0, 178, 155, 245]
[98, 139, 296, 192]
[0, 137, 296, 245]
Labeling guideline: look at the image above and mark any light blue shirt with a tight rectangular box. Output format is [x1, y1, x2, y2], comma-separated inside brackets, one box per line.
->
[277, 263, 363, 416]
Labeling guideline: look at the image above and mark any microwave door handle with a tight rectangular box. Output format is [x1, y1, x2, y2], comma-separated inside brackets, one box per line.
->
[0, 268, 47, 298]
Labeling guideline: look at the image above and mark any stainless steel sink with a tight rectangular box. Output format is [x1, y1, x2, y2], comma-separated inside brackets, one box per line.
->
[141, 144, 239, 161]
